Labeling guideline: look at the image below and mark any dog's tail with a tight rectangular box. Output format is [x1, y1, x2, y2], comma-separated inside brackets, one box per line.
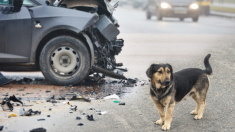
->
[203, 54, 212, 75]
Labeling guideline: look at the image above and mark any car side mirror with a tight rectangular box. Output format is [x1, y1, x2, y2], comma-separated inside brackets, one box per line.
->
[12, 0, 23, 12]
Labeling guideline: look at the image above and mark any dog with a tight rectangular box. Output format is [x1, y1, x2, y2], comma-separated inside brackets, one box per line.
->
[146, 54, 212, 131]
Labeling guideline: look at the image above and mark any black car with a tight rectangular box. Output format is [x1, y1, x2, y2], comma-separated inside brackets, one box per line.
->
[0, 0, 125, 85]
[146, 0, 200, 22]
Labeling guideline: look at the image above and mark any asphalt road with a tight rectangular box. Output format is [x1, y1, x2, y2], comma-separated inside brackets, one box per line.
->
[1, 7, 235, 132]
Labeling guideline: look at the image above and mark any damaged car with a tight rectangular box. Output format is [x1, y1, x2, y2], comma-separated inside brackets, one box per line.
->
[0, 0, 126, 85]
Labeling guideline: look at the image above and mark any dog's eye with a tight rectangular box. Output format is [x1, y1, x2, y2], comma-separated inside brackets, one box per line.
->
[158, 71, 162, 74]
[167, 71, 170, 73]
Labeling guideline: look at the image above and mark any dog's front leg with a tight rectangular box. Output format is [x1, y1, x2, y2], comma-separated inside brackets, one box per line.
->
[162, 102, 175, 131]
[154, 102, 165, 125]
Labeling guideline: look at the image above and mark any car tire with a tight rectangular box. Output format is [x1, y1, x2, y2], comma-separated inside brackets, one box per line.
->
[146, 9, 151, 20]
[192, 16, 199, 22]
[180, 18, 184, 21]
[40, 36, 90, 86]
[157, 11, 162, 21]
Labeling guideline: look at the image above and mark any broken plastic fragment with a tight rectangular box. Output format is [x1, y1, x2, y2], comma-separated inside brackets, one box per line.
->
[30, 127, 46, 132]
[113, 101, 120, 103]
[9, 113, 17, 117]
[119, 102, 125, 105]
[25, 109, 41, 116]
[70, 96, 91, 102]
[87, 115, 94, 121]
[0, 126, 4, 131]
[37, 119, 45, 121]
[77, 123, 84, 126]
[97, 111, 107, 115]
[76, 117, 81, 120]
[103, 94, 120, 99]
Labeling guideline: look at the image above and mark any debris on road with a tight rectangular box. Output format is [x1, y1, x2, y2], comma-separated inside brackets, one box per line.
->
[103, 94, 120, 100]
[96, 111, 107, 115]
[37, 119, 45, 121]
[70, 105, 77, 111]
[47, 115, 50, 117]
[1, 95, 23, 111]
[87, 115, 95, 121]
[0, 126, 4, 131]
[70, 96, 91, 102]
[119, 102, 125, 105]
[8, 113, 17, 117]
[76, 117, 82, 120]
[77, 123, 84, 126]
[113, 101, 120, 103]
[30, 127, 46, 132]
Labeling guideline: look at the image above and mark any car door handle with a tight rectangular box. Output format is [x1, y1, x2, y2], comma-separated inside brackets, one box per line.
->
[35, 23, 42, 28]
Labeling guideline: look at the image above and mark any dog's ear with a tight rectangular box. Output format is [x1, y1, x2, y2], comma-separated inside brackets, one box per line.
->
[166, 64, 173, 80]
[146, 64, 154, 78]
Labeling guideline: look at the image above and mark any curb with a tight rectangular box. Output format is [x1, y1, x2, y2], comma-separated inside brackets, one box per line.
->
[210, 11, 235, 19]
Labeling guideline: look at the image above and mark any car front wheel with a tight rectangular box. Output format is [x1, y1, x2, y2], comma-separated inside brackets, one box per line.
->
[192, 16, 199, 22]
[40, 36, 90, 86]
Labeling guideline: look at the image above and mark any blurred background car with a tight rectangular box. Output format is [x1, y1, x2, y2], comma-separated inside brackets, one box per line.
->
[146, 0, 200, 22]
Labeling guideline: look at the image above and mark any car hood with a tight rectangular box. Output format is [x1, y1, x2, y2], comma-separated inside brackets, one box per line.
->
[161, 0, 196, 6]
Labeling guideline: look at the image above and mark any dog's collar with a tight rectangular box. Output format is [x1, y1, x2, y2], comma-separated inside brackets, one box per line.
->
[150, 81, 174, 101]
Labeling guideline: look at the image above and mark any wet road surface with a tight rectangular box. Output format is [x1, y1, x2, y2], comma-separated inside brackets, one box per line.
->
[1, 7, 235, 132]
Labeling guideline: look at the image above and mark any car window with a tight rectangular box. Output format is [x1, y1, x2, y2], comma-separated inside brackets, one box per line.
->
[23, 0, 36, 6]
[0, 0, 13, 5]
[0, 0, 36, 6]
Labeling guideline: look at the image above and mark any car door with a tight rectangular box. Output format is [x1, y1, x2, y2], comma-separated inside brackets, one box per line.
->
[0, 0, 34, 63]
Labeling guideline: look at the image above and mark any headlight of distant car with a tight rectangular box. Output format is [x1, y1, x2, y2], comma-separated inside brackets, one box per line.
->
[189, 3, 199, 9]
[160, 2, 172, 9]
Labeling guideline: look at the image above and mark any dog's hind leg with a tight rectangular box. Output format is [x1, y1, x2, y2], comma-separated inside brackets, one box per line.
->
[191, 93, 200, 115]
[154, 102, 165, 125]
[194, 99, 206, 120]
[193, 75, 209, 120]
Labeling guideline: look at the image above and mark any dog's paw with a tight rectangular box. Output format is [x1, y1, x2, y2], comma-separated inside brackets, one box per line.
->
[194, 115, 203, 120]
[156, 119, 164, 125]
[190, 110, 198, 115]
[162, 124, 171, 131]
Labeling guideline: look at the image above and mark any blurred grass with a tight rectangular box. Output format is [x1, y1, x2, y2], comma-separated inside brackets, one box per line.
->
[212, 0, 235, 4]
[210, 6, 235, 13]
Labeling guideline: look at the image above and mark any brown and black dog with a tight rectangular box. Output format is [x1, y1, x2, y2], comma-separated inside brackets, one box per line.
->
[146, 54, 212, 130]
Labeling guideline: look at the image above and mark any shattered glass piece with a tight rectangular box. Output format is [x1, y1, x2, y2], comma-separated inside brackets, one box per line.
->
[19, 108, 25, 116]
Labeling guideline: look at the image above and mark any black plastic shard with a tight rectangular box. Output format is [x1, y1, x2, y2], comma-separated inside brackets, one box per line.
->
[25, 109, 41, 116]
[9, 95, 23, 105]
[87, 115, 95, 121]
[0, 126, 4, 131]
[77, 123, 84, 126]
[1, 95, 23, 111]
[119, 102, 125, 105]
[76, 117, 81, 120]
[37, 119, 45, 121]
[30, 127, 46, 132]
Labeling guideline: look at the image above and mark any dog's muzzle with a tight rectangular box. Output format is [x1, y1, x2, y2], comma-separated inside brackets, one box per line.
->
[159, 80, 171, 87]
